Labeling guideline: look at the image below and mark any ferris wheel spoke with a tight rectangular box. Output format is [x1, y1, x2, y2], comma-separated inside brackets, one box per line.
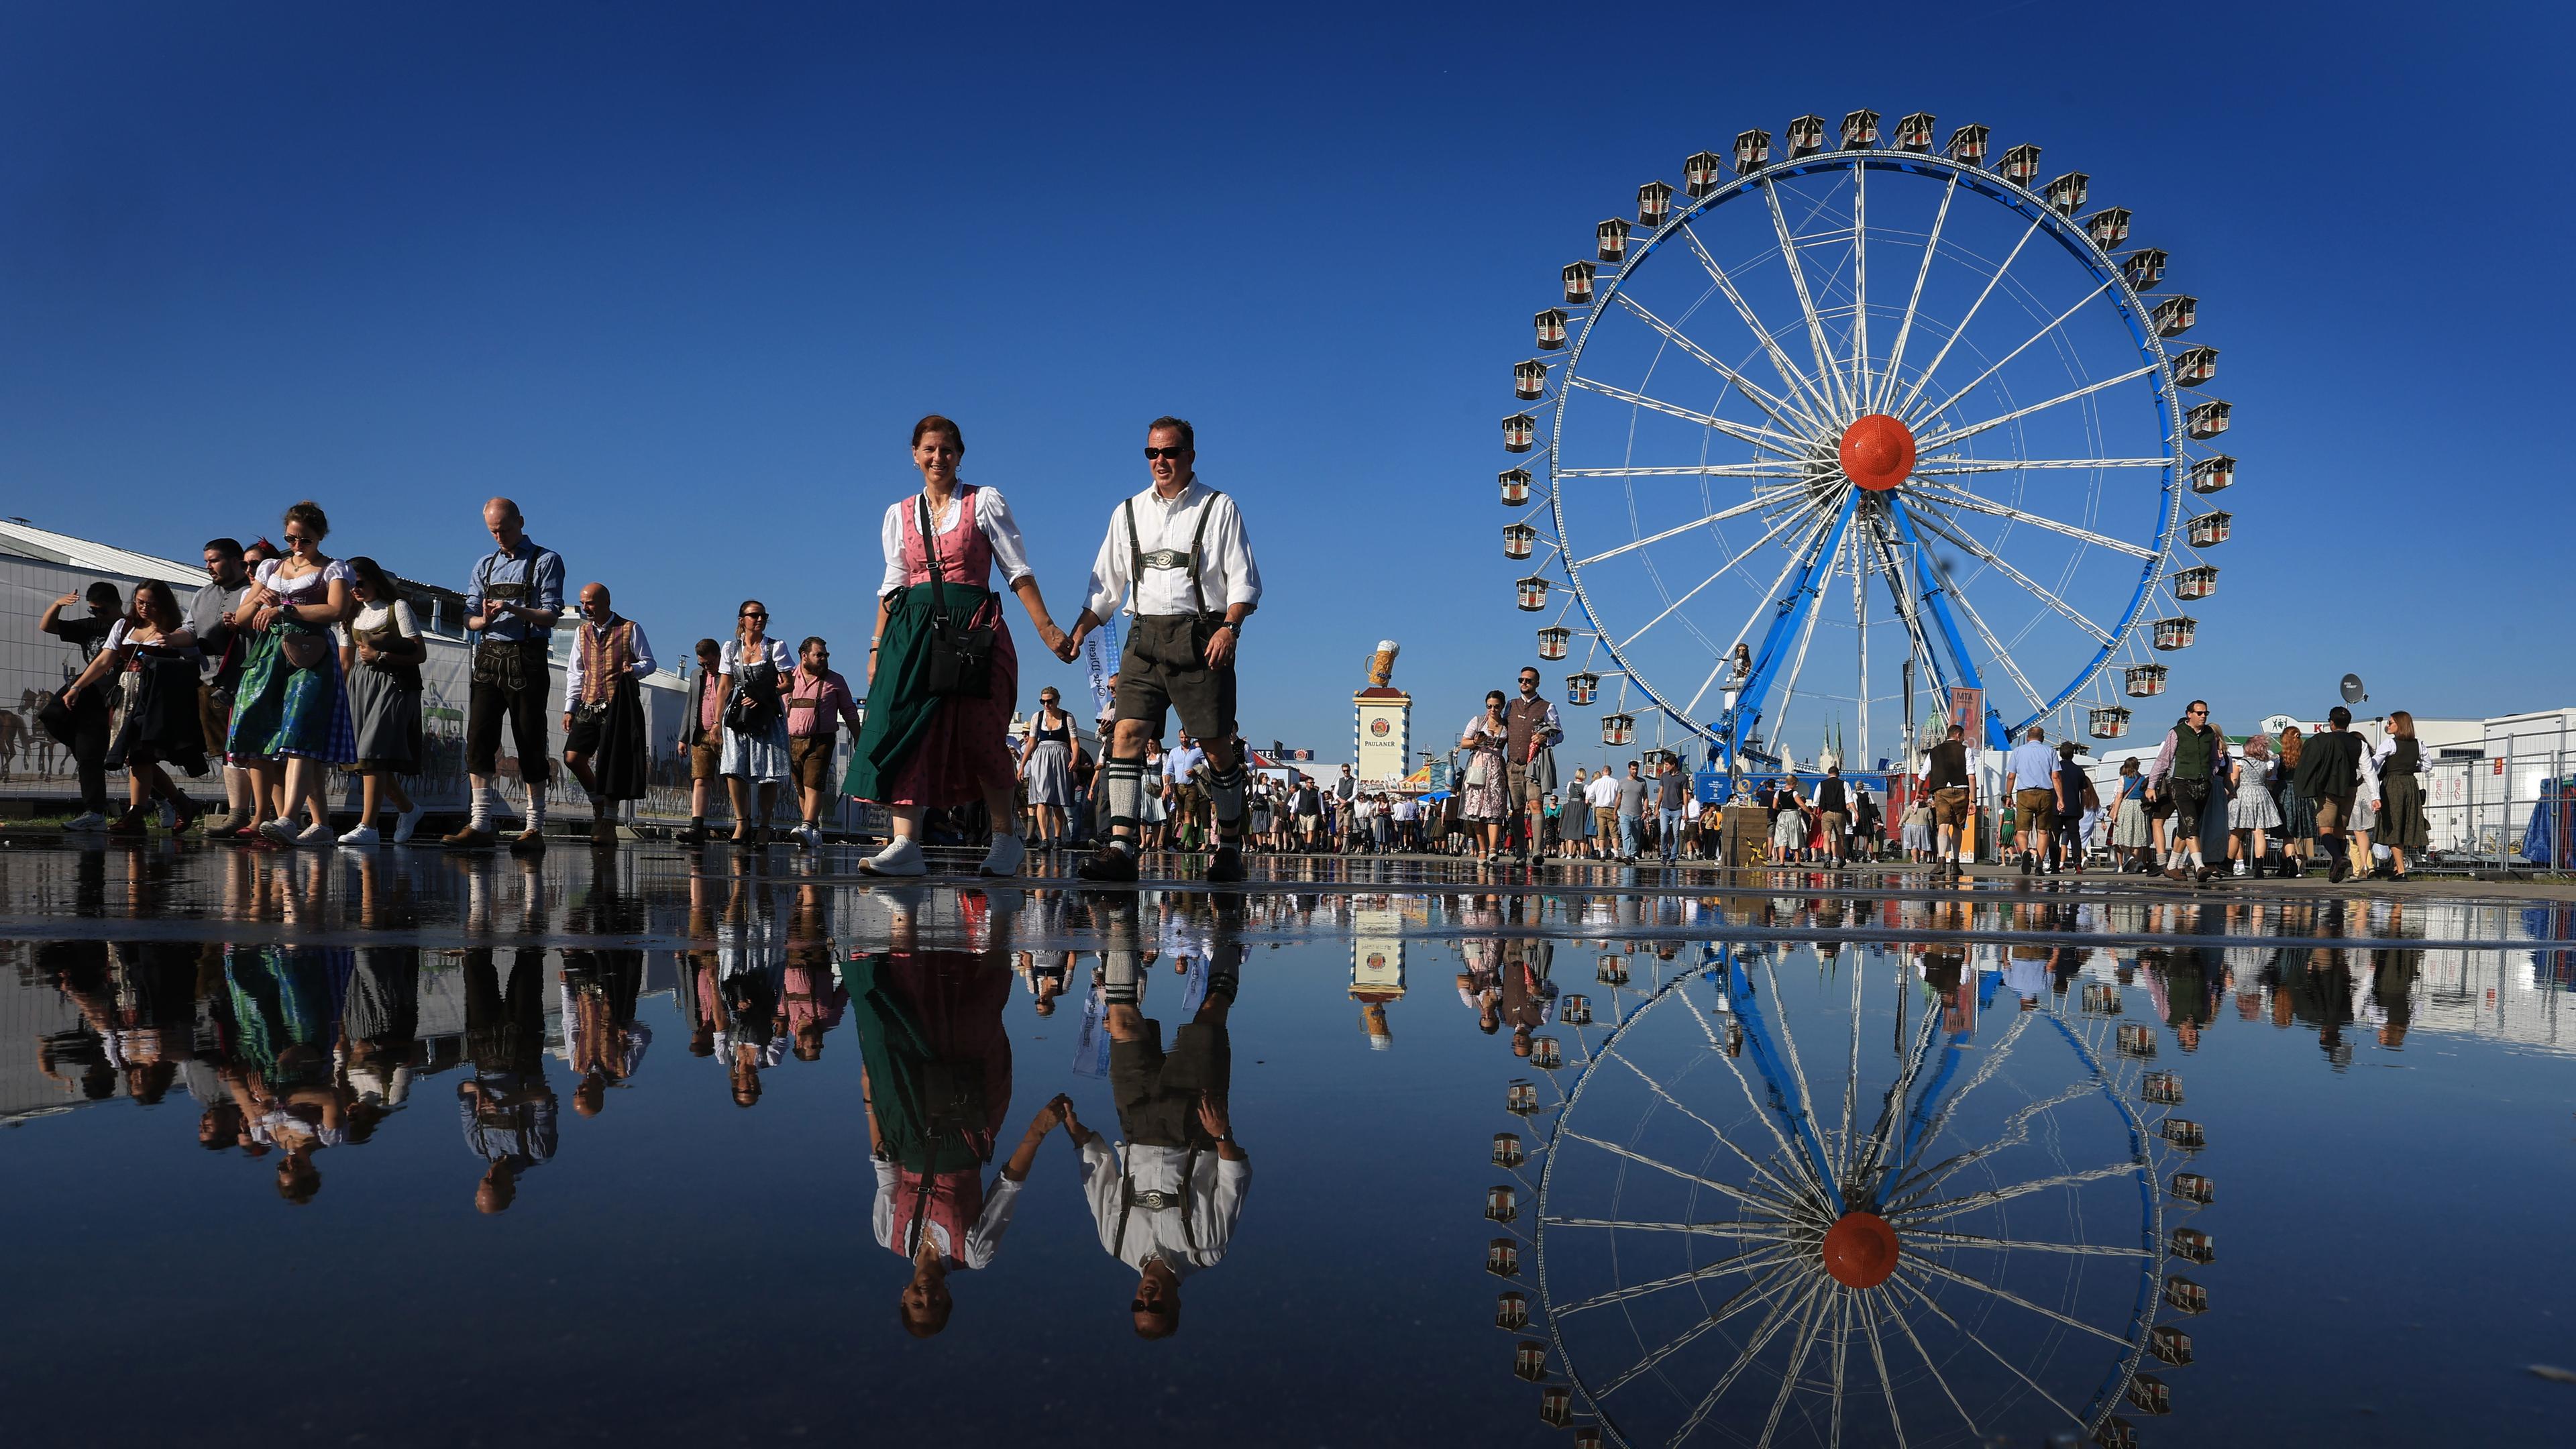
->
[1544, 1216, 1809, 1241]
[1862, 525, 1944, 706]
[1558, 464, 1813, 479]
[1572, 493, 1807, 569]
[1902, 276, 2118, 429]
[1761, 176, 1856, 422]
[1893, 1159, 2145, 1227]
[1566, 376, 1813, 458]
[1876, 1010, 2036, 1192]
[1919, 545, 2047, 716]
[1667, 1274, 1833, 1449]
[1913, 484, 2161, 561]
[1615, 492, 1836, 651]
[1877, 1281, 1984, 1440]
[1611, 291, 1825, 437]
[1898, 1256, 2139, 1349]
[1560, 1129, 1829, 1222]
[1892, 214, 2043, 418]
[1874, 171, 1959, 416]
[1753, 1273, 1839, 1449]
[1825, 1279, 1854, 1449]
[1906, 1228, 2158, 1260]
[1839, 948, 1864, 1181]
[1679, 222, 1841, 426]
[1854, 1285, 1912, 1449]
[1882, 1079, 2096, 1209]
[1552, 1242, 1796, 1318]
[1853, 981, 1948, 1190]
[1595, 1255, 1811, 1399]
[1911, 457, 2172, 476]
[1849, 161, 1869, 413]
[1912, 508, 2115, 646]
[1604, 1046, 1817, 1207]
[1915, 364, 2159, 453]
[1884, 1273, 2092, 1428]
[1746, 954, 1844, 1207]
[1688, 988, 1831, 1196]
[1759, 525, 1847, 754]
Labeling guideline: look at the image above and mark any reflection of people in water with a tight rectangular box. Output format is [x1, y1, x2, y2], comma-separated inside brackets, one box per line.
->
[782, 885, 844, 1062]
[1498, 938, 1556, 1059]
[852, 949, 1055, 1337]
[1063, 906, 1248, 1340]
[2286, 947, 2359, 1067]
[1016, 950, 1073, 1016]
[458, 947, 557, 1212]
[2153, 947, 2222, 1053]
[219, 944, 356, 1203]
[342, 945, 422, 1140]
[2363, 947, 2422, 1049]
[561, 950, 651, 1118]
[47, 938, 198, 1106]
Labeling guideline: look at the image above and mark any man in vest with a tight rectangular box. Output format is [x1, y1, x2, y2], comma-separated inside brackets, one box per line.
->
[1814, 765, 1851, 867]
[2292, 705, 2367, 883]
[559, 582, 657, 847]
[1504, 666, 1564, 861]
[1919, 723, 1973, 878]
[2147, 699, 2229, 883]
[1063, 417, 1265, 884]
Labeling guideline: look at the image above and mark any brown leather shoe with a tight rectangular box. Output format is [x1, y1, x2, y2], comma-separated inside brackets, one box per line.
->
[510, 826, 547, 852]
[443, 824, 496, 849]
[590, 817, 617, 847]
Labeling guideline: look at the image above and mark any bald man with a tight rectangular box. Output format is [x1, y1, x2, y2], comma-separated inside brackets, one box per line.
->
[560, 582, 656, 846]
[445, 498, 566, 851]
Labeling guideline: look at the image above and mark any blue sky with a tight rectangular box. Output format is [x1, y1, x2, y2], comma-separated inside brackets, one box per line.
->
[2, 2, 2566, 763]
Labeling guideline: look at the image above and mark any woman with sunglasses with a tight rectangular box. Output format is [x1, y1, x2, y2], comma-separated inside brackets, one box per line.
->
[846, 415, 1071, 878]
[718, 600, 794, 845]
[226, 502, 357, 845]
[1017, 686, 1077, 854]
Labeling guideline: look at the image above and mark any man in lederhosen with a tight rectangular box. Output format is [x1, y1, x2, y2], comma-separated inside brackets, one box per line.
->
[1505, 665, 1562, 861]
[445, 497, 565, 851]
[1062, 417, 1263, 884]
[559, 582, 657, 847]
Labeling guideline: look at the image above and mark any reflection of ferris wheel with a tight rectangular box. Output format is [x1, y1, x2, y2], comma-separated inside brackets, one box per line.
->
[1501, 942, 2204, 1448]
[1499, 111, 2233, 769]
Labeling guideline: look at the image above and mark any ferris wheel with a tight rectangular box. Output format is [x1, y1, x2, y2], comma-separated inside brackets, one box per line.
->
[1485, 938, 2210, 1448]
[1499, 111, 2233, 770]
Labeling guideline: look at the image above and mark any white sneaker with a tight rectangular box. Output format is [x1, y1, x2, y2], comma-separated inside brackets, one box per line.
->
[2232, 859, 2247, 877]
[979, 834, 1027, 878]
[796, 824, 822, 850]
[859, 837, 927, 877]
[64, 812, 107, 831]
[296, 822, 340, 847]
[338, 824, 382, 847]
[392, 803, 426, 844]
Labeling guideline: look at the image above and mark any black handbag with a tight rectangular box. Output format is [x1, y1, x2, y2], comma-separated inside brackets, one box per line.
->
[917, 494, 995, 700]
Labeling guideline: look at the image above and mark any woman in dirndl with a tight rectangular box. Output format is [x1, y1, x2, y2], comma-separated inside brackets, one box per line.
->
[2111, 757, 2154, 871]
[846, 415, 1071, 878]
[225, 501, 357, 846]
[1458, 691, 1513, 862]
[338, 557, 427, 845]
[2225, 732, 2283, 877]
[2372, 710, 2428, 880]
[1017, 686, 1077, 852]
[2274, 724, 2318, 876]
[718, 600, 794, 845]
[60, 579, 209, 837]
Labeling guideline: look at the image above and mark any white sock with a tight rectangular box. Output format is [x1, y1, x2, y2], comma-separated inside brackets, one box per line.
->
[469, 786, 494, 831]
[525, 792, 547, 828]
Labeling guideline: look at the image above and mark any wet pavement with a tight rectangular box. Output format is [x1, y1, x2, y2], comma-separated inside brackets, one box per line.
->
[3, 838, 2573, 1447]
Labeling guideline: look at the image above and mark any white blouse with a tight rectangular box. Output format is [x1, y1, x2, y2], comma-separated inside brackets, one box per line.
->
[337, 598, 421, 647]
[720, 636, 795, 678]
[255, 556, 353, 606]
[875, 485, 1036, 597]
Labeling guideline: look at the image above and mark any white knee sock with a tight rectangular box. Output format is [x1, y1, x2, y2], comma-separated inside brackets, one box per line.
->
[470, 786, 495, 831]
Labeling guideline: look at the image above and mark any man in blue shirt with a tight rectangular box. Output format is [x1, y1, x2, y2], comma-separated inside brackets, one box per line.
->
[444, 497, 566, 850]
[2004, 725, 2061, 877]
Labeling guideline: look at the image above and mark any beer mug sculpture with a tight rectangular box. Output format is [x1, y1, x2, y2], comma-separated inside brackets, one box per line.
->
[1365, 639, 1401, 688]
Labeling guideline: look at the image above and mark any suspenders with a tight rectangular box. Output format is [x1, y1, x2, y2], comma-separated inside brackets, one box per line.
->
[1122, 490, 1223, 619]
[1112, 1147, 1201, 1260]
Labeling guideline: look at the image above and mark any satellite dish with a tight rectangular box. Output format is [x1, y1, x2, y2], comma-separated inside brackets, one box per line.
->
[2339, 674, 2367, 704]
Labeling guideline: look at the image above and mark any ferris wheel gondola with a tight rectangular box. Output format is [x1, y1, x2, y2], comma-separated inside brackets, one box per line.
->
[1499, 111, 2234, 768]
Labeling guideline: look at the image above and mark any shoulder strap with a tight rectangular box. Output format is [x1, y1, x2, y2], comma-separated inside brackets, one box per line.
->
[1123, 497, 1143, 617]
[917, 496, 945, 586]
[1186, 490, 1222, 614]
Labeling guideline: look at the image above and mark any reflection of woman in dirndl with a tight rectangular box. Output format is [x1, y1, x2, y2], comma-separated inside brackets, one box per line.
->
[225, 502, 357, 846]
[853, 949, 1065, 1338]
[846, 416, 1071, 879]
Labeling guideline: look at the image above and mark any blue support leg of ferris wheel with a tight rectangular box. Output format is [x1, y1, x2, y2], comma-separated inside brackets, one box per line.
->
[1713, 492, 1858, 775]
[1884, 494, 2008, 751]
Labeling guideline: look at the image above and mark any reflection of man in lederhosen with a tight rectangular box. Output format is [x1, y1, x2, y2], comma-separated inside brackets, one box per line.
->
[1063, 417, 1263, 884]
[1058, 902, 1248, 1339]
[445, 497, 564, 851]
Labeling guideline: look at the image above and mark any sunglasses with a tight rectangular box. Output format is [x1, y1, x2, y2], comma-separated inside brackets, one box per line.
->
[283, 533, 312, 544]
[741, 611, 767, 619]
[1143, 446, 1188, 460]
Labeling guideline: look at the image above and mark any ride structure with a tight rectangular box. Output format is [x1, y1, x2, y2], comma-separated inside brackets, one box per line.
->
[1501, 111, 2233, 782]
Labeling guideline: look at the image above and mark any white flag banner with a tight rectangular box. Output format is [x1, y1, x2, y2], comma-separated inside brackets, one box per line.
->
[1083, 615, 1121, 720]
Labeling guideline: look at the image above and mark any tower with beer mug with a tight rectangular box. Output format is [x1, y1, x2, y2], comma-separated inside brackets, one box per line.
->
[1354, 639, 1411, 784]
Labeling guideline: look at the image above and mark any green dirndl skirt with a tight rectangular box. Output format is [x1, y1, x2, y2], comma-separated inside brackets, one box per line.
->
[226, 624, 358, 765]
[842, 580, 1014, 808]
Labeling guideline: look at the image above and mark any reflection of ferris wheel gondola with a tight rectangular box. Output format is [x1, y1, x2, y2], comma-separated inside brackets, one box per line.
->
[1507, 942, 2209, 1448]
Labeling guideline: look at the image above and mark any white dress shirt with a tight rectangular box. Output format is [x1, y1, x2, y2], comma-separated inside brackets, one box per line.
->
[871, 1160, 1027, 1269]
[559, 616, 658, 702]
[876, 486, 1037, 597]
[1078, 1134, 1250, 1277]
[1082, 478, 1263, 621]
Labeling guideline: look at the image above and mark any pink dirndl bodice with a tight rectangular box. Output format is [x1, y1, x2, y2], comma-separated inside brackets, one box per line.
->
[874, 486, 1018, 809]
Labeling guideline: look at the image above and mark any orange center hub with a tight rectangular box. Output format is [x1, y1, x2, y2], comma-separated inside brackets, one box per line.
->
[1821, 1211, 1901, 1288]
[1837, 413, 1916, 492]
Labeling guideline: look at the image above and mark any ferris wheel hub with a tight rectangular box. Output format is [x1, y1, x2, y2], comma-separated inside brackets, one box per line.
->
[1821, 1210, 1902, 1287]
[1837, 413, 1917, 492]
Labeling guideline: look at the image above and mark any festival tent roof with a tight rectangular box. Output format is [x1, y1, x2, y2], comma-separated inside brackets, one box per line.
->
[0, 519, 207, 591]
